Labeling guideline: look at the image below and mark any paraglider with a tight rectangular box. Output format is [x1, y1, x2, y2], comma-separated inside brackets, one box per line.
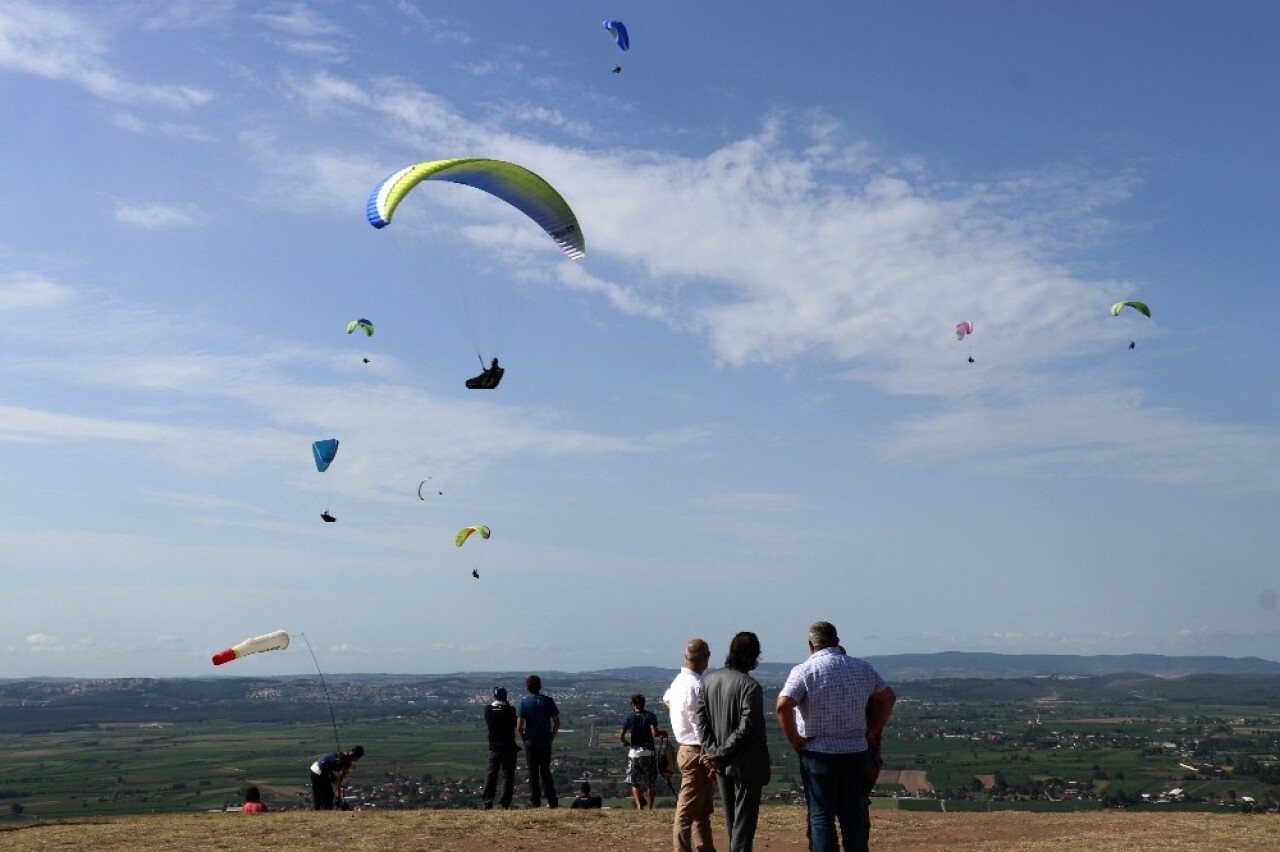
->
[212, 629, 290, 666]
[466, 357, 504, 390]
[314, 439, 339, 521]
[367, 157, 585, 385]
[366, 158, 585, 257]
[456, 524, 491, 547]
[1111, 300, 1150, 349]
[1110, 300, 1150, 318]
[956, 320, 975, 363]
[418, 477, 443, 500]
[347, 319, 374, 363]
[313, 439, 339, 472]
[456, 524, 490, 578]
[603, 20, 629, 51]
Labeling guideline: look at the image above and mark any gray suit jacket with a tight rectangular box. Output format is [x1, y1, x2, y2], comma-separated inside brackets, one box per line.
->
[695, 667, 771, 785]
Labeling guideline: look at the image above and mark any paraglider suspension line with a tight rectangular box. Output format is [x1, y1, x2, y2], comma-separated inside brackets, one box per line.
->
[298, 632, 342, 753]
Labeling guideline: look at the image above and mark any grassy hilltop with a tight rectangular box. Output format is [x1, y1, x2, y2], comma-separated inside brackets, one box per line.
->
[4, 807, 1280, 851]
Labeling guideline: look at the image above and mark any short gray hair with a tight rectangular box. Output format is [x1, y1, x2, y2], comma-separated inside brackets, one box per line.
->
[808, 621, 839, 649]
[685, 638, 710, 662]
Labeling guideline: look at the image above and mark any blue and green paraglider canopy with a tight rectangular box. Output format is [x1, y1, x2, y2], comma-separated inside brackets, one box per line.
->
[312, 439, 339, 472]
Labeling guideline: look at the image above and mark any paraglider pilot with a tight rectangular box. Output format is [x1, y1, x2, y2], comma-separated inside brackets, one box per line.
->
[321, 511, 336, 523]
[1129, 340, 1136, 350]
[612, 65, 622, 73]
[467, 357, 505, 390]
[472, 568, 480, 579]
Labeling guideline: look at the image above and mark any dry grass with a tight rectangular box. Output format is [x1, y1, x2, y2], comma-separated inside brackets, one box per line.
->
[3, 807, 1278, 851]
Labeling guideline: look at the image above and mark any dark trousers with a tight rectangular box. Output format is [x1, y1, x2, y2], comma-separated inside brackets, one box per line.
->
[799, 750, 869, 852]
[483, 749, 517, 809]
[310, 772, 335, 810]
[524, 743, 558, 807]
[716, 774, 763, 852]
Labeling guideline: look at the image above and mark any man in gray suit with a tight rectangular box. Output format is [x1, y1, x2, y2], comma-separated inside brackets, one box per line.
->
[697, 631, 771, 852]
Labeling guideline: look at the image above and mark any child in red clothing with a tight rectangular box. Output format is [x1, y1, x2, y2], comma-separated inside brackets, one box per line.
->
[242, 785, 268, 813]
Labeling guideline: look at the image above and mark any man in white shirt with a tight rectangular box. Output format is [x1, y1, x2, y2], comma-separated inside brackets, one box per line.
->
[663, 638, 716, 852]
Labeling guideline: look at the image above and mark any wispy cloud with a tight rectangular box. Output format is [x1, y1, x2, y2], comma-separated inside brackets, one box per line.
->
[229, 71, 1278, 491]
[0, 273, 75, 311]
[0, 1, 212, 108]
[0, 283, 706, 498]
[255, 2, 349, 58]
[25, 632, 92, 653]
[114, 202, 200, 228]
[878, 387, 1280, 492]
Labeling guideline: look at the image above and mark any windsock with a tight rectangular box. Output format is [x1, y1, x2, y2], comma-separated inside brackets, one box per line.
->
[212, 629, 290, 666]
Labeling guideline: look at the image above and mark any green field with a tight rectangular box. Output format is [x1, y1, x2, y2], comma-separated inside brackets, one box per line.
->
[3, 672, 1278, 819]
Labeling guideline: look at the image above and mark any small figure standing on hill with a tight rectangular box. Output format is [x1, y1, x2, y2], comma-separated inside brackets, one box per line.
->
[482, 687, 521, 810]
[309, 745, 364, 810]
[516, 674, 561, 808]
[620, 693, 666, 809]
[242, 785, 268, 813]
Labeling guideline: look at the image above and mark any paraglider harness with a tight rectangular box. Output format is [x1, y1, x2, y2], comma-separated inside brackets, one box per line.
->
[466, 356, 504, 390]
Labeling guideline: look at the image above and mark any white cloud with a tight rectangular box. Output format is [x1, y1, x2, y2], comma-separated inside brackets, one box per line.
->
[114, 202, 199, 228]
[26, 633, 92, 653]
[0, 273, 75, 311]
[0, 1, 212, 108]
[226, 72, 1279, 491]
[878, 387, 1280, 492]
[255, 2, 348, 58]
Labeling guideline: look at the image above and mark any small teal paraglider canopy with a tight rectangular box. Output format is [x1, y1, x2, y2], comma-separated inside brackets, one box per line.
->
[603, 20, 629, 51]
[313, 439, 339, 472]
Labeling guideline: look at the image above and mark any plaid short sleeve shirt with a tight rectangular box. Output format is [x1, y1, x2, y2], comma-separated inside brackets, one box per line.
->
[779, 647, 888, 754]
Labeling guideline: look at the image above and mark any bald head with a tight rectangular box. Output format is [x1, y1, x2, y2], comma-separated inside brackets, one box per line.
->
[685, 638, 710, 674]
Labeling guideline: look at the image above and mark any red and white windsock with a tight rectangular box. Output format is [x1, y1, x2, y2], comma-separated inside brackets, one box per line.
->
[212, 629, 290, 666]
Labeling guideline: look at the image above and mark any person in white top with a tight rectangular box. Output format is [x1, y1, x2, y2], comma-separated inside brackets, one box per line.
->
[663, 638, 716, 852]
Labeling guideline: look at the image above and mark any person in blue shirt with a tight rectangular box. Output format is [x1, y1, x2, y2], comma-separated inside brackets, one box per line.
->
[620, 693, 667, 809]
[516, 674, 560, 808]
[308, 745, 364, 810]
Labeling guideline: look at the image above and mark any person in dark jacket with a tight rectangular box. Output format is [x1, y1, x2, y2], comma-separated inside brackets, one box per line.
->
[697, 631, 771, 852]
[571, 781, 603, 809]
[309, 745, 364, 810]
[482, 687, 521, 809]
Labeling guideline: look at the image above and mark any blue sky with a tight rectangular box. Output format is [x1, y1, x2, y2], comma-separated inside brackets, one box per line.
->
[1, 1, 1277, 678]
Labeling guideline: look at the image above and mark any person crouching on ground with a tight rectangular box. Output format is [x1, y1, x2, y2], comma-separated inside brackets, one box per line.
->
[571, 781, 603, 809]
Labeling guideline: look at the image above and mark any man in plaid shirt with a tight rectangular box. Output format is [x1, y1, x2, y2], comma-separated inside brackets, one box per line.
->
[775, 621, 895, 852]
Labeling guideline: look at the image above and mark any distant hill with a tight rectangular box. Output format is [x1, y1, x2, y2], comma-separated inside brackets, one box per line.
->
[574, 652, 1280, 683]
[857, 652, 1280, 680]
[3, 653, 1277, 689]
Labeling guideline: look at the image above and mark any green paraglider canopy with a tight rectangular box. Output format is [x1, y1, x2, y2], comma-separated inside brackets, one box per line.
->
[1110, 300, 1150, 318]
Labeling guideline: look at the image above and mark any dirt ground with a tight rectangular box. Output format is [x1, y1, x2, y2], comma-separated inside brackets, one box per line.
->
[4, 806, 1279, 851]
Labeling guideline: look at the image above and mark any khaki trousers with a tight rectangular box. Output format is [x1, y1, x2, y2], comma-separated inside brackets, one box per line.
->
[673, 744, 716, 852]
